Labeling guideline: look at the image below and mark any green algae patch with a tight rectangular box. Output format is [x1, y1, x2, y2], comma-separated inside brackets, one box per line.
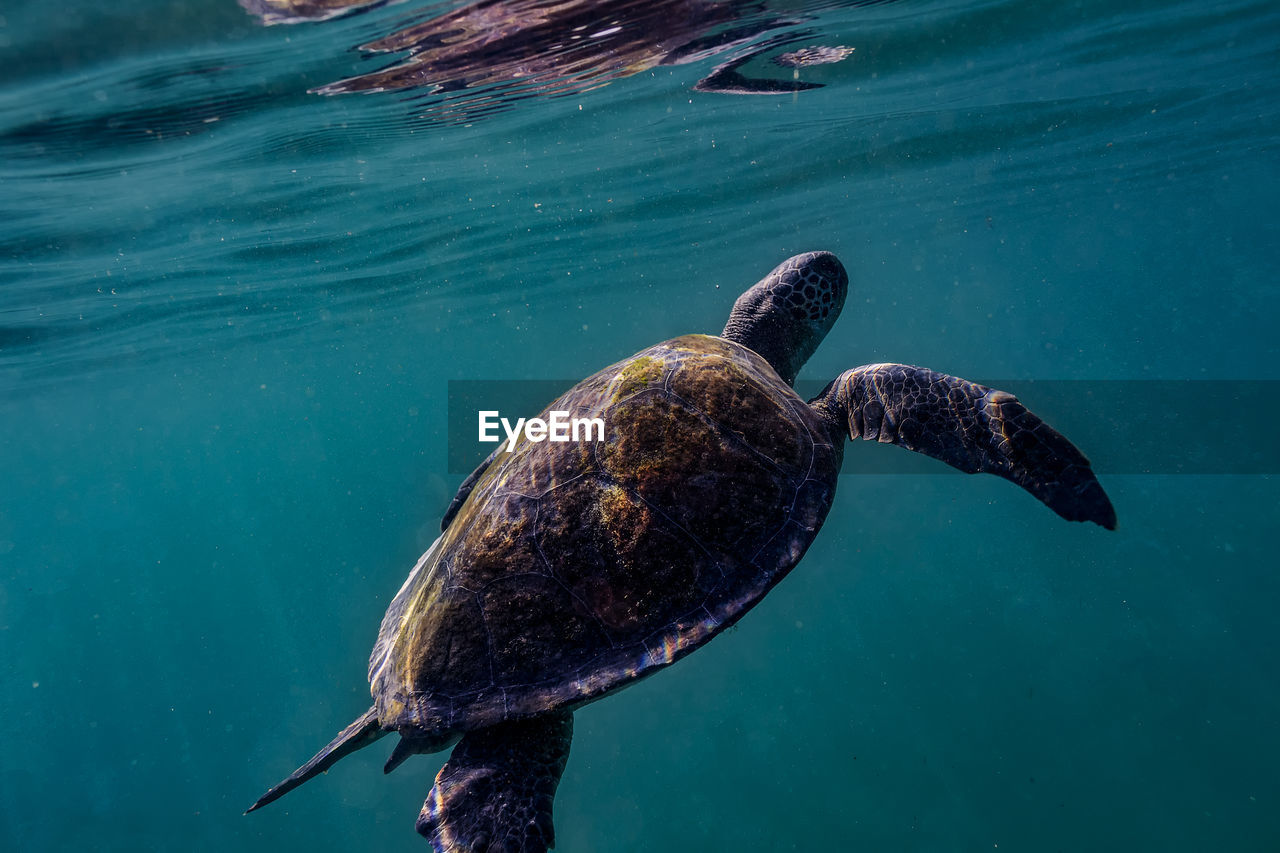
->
[610, 355, 664, 402]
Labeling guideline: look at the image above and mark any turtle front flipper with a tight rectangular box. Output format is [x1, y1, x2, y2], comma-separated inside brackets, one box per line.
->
[810, 364, 1117, 529]
[419, 712, 573, 853]
[441, 447, 501, 531]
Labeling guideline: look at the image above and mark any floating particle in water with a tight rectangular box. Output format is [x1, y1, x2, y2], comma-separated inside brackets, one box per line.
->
[773, 46, 855, 68]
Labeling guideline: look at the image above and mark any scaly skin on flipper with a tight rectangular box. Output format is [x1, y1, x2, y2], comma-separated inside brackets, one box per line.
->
[808, 364, 1116, 529]
[418, 712, 574, 853]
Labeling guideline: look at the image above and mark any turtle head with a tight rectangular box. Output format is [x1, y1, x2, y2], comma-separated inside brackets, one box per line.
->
[721, 251, 848, 386]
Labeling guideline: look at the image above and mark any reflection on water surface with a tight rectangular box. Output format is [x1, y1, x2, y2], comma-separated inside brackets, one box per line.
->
[241, 0, 878, 119]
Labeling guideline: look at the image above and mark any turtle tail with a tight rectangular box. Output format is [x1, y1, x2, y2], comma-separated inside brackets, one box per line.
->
[245, 706, 386, 814]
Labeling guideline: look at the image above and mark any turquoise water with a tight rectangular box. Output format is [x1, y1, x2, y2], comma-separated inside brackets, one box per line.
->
[2, 0, 1278, 849]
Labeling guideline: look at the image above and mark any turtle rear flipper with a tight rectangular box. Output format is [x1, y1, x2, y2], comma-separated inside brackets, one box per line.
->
[810, 364, 1117, 529]
[418, 712, 573, 853]
[246, 706, 386, 813]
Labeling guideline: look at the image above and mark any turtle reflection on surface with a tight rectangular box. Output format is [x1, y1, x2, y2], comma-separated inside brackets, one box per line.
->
[774, 44, 855, 67]
[240, 0, 391, 25]
[240, 0, 874, 117]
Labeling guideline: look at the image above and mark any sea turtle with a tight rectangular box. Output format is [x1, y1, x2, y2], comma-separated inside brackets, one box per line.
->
[247, 251, 1115, 851]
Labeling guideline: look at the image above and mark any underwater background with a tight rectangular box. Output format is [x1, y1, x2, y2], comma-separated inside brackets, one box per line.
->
[2, 0, 1277, 850]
